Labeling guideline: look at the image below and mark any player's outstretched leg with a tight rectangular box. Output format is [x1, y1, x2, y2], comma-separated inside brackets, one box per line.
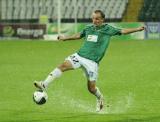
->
[87, 81, 104, 112]
[34, 60, 73, 90]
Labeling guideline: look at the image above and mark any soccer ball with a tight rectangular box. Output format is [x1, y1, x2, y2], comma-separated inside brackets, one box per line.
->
[33, 90, 48, 105]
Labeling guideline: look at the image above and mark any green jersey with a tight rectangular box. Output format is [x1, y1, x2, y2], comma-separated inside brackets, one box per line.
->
[77, 24, 121, 63]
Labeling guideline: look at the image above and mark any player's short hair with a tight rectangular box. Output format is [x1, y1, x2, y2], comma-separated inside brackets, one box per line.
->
[94, 10, 105, 19]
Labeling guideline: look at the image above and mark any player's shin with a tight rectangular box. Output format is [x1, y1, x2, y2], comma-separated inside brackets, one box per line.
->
[43, 68, 62, 88]
[95, 87, 102, 99]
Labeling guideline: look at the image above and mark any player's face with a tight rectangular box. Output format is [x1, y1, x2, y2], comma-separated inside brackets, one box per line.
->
[92, 12, 104, 26]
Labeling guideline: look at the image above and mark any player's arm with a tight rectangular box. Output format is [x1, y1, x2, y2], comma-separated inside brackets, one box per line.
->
[121, 26, 145, 35]
[57, 33, 81, 41]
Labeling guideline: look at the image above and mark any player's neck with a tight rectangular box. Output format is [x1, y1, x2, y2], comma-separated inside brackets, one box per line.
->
[94, 24, 104, 29]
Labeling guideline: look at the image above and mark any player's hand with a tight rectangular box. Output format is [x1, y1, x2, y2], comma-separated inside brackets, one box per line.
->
[138, 26, 146, 31]
[57, 35, 65, 41]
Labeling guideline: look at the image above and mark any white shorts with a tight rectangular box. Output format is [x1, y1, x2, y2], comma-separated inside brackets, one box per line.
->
[65, 53, 98, 81]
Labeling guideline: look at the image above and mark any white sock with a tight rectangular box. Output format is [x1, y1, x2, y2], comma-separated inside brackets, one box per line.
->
[95, 87, 102, 100]
[43, 68, 62, 88]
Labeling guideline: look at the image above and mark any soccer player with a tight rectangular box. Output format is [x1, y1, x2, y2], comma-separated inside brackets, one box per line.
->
[34, 10, 145, 112]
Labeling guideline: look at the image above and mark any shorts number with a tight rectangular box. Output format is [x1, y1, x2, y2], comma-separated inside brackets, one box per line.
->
[70, 55, 79, 64]
[89, 71, 94, 77]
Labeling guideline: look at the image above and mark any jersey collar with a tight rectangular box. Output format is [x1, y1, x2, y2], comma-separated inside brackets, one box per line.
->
[93, 24, 107, 31]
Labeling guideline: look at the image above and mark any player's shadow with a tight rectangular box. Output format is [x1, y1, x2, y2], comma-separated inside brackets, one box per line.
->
[61, 114, 160, 122]
[108, 115, 160, 122]
[18, 113, 160, 122]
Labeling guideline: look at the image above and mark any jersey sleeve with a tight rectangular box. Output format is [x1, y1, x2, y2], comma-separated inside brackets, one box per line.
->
[80, 28, 86, 38]
[107, 25, 122, 36]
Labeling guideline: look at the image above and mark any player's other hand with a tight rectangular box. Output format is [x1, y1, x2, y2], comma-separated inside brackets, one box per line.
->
[57, 35, 65, 41]
[138, 26, 146, 31]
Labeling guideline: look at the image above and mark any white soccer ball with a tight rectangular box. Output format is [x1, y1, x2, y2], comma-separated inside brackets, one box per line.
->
[33, 90, 48, 105]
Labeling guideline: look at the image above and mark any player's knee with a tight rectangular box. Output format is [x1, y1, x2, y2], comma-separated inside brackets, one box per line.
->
[58, 62, 71, 72]
[88, 85, 96, 94]
[58, 64, 67, 72]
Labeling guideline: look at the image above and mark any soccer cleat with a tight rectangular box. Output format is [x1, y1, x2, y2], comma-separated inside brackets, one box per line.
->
[34, 81, 46, 91]
[96, 95, 104, 112]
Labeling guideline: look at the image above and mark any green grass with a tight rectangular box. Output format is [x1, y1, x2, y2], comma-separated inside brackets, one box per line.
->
[0, 39, 160, 122]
